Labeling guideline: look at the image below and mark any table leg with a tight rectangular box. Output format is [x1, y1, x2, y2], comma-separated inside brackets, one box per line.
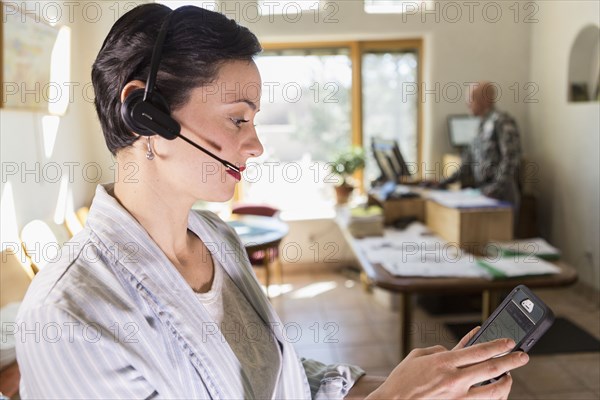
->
[360, 271, 372, 292]
[264, 256, 270, 298]
[276, 257, 284, 285]
[481, 290, 496, 322]
[399, 293, 412, 359]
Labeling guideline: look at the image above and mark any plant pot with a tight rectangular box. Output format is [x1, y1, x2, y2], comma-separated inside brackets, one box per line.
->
[335, 184, 354, 204]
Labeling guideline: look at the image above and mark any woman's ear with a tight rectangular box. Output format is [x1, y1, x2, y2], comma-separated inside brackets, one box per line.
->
[121, 80, 146, 103]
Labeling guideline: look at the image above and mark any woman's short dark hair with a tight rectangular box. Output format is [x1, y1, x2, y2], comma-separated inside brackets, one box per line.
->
[92, 4, 262, 155]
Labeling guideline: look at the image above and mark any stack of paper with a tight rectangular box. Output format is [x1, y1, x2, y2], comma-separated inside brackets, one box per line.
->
[347, 206, 384, 238]
[381, 256, 491, 278]
[477, 256, 561, 278]
[356, 223, 491, 278]
[357, 222, 444, 262]
[426, 189, 502, 209]
[487, 238, 561, 260]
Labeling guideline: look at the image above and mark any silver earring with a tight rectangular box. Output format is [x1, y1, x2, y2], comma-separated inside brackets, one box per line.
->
[145, 137, 155, 160]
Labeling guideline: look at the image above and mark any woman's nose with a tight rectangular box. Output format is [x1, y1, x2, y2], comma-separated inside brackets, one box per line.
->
[243, 127, 264, 158]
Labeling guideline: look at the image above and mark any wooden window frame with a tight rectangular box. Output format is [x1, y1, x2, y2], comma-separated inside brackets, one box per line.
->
[260, 39, 424, 185]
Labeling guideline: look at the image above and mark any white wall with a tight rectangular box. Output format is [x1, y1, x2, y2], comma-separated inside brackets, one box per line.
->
[527, 1, 600, 289]
[0, 1, 144, 246]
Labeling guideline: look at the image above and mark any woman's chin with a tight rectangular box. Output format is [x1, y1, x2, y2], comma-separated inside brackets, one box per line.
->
[195, 190, 235, 204]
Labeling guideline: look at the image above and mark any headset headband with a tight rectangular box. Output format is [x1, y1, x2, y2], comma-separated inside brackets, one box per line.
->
[144, 11, 175, 102]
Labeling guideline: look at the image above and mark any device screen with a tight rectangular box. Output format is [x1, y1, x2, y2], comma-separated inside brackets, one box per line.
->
[474, 300, 534, 345]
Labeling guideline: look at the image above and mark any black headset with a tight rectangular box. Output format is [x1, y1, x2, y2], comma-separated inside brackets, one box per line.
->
[120, 11, 179, 140]
[120, 10, 241, 173]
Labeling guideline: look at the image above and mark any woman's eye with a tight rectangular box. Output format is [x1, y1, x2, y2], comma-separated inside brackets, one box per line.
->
[231, 118, 250, 127]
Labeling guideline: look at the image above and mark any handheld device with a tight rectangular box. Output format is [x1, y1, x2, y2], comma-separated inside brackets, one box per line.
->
[466, 285, 554, 353]
[465, 285, 554, 385]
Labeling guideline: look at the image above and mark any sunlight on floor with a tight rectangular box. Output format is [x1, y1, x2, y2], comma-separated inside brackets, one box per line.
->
[290, 281, 338, 299]
[261, 283, 294, 298]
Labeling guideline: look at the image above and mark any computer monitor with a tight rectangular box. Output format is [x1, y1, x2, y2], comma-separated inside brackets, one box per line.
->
[447, 114, 480, 147]
[371, 137, 411, 184]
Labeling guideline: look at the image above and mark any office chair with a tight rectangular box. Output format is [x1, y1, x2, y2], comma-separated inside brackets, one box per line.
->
[1, 249, 34, 308]
[231, 204, 282, 297]
[76, 206, 90, 225]
[0, 249, 33, 395]
[63, 206, 91, 237]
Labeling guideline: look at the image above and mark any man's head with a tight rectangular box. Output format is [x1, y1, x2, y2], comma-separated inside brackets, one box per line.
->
[466, 81, 497, 117]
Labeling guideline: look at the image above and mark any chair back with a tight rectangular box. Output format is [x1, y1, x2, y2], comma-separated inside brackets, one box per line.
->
[231, 204, 279, 218]
[65, 210, 84, 236]
[20, 219, 70, 273]
[1, 249, 34, 308]
[76, 206, 90, 225]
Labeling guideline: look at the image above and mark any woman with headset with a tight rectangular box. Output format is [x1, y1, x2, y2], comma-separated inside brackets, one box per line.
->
[15, 4, 528, 399]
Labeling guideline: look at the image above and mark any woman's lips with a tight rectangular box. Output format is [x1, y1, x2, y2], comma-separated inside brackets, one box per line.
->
[226, 165, 245, 181]
[226, 169, 241, 181]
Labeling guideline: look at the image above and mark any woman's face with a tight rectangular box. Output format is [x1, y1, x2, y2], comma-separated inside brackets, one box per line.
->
[154, 60, 263, 202]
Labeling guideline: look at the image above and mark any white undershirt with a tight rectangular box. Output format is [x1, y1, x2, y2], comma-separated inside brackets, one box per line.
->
[195, 260, 281, 399]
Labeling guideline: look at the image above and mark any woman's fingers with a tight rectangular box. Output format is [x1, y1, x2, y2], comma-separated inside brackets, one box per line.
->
[466, 372, 513, 400]
[449, 338, 516, 367]
[460, 351, 529, 387]
[453, 326, 480, 350]
[407, 344, 448, 358]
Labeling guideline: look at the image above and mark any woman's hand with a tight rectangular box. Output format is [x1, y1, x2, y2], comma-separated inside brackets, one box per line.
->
[365, 328, 529, 400]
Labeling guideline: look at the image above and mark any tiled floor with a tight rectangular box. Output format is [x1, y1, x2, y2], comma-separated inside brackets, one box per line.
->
[268, 266, 600, 400]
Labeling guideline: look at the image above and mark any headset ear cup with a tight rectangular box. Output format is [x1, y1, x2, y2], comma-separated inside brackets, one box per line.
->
[121, 89, 154, 136]
[121, 88, 180, 139]
[148, 91, 170, 114]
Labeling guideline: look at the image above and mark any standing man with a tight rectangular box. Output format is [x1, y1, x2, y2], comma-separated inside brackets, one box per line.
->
[441, 81, 522, 208]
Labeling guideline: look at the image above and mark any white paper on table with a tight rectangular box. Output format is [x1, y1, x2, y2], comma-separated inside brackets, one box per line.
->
[426, 189, 501, 208]
[479, 256, 561, 277]
[488, 238, 560, 257]
[380, 255, 491, 278]
[357, 222, 463, 262]
[355, 221, 490, 278]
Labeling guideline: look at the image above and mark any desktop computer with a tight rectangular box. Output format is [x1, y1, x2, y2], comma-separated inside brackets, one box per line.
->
[370, 137, 420, 201]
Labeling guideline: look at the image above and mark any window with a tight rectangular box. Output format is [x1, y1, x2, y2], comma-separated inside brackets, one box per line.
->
[364, 0, 430, 14]
[241, 41, 422, 217]
[242, 49, 352, 217]
[155, 1, 217, 10]
[362, 50, 419, 184]
[258, 0, 320, 15]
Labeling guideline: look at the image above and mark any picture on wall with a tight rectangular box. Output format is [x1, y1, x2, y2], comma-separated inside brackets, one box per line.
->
[1, 1, 60, 111]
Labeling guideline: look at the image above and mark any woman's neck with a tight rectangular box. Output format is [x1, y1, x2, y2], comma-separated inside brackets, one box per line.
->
[112, 153, 195, 261]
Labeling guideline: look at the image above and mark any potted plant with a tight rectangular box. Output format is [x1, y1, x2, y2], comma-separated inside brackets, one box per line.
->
[330, 147, 366, 204]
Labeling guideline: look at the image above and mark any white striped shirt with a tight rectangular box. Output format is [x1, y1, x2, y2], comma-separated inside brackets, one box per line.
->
[15, 184, 364, 399]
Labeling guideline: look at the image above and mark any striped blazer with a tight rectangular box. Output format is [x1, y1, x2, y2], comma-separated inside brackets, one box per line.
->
[16, 184, 364, 399]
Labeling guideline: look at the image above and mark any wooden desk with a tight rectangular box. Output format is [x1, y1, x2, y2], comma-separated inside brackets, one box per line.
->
[369, 188, 514, 255]
[425, 201, 513, 255]
[337, 221, 578, 359]
[368, 195, 425, 224]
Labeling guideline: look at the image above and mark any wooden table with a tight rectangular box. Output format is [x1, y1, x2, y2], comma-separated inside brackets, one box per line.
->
[227, 215, 289, 297]
[337, 220, 578, 359]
